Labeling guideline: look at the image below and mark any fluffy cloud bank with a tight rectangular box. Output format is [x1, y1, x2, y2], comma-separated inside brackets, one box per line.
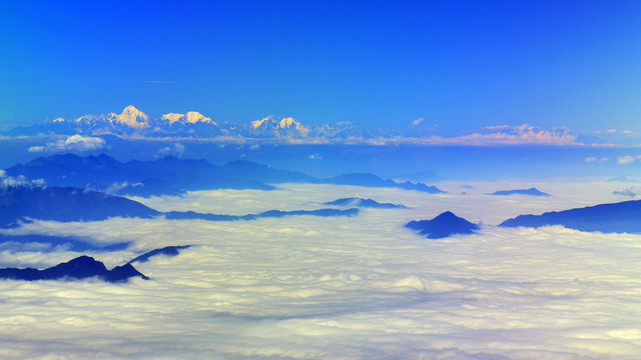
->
[28, 135, 106, 153]
[1, 182, 640, 359]
[0, 170, 45, 189]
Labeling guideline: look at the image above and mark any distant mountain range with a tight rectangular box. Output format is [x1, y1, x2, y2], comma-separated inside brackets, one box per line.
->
[323, 197, 407, 209]
[324, 174, 444, 193]
[499, 199, 641, 234]
[0, 185, 160, 228]
[4, 153, 443, 196]
[488, 188, 550, 197]
[0, 255, 148, 283]
[165, 208, 359, 221]
[2, 105, 376, 141]
[406, 211, 479, 239]
[0, 184, 360, 229]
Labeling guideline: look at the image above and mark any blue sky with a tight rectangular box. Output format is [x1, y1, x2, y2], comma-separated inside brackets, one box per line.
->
[1, 0, 640, 134]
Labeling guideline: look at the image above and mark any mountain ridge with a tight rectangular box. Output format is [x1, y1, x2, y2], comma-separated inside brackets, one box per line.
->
[406, 211, 479, 239]
[499, 199, 641, 234]
[488, 187, 550, 197]
[4, 153, 443, 196]
[0, 255, 148, 283]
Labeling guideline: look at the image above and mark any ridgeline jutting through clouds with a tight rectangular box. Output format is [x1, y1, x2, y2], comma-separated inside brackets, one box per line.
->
[2, 1, 641, 359]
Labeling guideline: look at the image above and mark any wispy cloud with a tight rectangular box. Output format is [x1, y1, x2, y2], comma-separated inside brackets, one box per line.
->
[618, 155, 635, 165]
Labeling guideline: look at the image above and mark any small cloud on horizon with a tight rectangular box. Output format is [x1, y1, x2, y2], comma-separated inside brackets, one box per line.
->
[155, 143, 186, 158]
[617, 155, 635, 165]
[613, 186, 641, 197]
[28, 135, 106, 153]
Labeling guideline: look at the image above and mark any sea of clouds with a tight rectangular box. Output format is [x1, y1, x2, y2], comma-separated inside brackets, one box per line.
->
[1, 181, 640, 359]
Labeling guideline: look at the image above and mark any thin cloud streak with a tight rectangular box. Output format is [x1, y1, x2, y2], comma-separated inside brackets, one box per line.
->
[143, 80, 176, 84]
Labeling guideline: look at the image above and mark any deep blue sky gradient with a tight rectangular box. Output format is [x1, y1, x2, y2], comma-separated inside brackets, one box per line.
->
[2, 0, 640, 133]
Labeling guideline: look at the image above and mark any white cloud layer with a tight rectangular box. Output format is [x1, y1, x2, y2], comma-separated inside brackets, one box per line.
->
[28, 134, 106, 153]
[1, 182, 640, 359]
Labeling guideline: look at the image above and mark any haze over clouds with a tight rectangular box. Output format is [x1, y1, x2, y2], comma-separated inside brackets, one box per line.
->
[1, 183, 640, 359]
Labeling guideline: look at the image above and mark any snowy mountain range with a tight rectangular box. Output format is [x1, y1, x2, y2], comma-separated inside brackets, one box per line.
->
[4, 105, 370, 140]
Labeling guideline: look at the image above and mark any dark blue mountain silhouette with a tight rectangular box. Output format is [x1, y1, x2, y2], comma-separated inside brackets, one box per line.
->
[129, 245, 191, 263]
[323, 197, 406, 209]
[124, 156, 278, 191]
[323, 173, 444, 193]
[216, 160, 317, 183]
[499, 199, 641, 234]
[489, 188, 550, 197]
[0, 233, 129, 252]
[0, 255, 148, 283]
[257, 208, 359, 218]
[165, 208, 359, 221]
[406, 211, 479, 239]
[5, 153, 129, 189]
[0, 185, 160, 228]
[1, 184, 358, 229]
[3, 153, 278, 195]
[5, 153, 443, 196]
[165, 211, 243, 221]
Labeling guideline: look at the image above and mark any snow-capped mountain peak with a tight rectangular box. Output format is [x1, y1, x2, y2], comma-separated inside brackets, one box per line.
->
[279, 117, 303, 130]
[72, 105, 149, 129]
[185, 111, 213, 124]
[250, 115, 310, 137]
[252, 116, 304, 130]
[160, 111, 214, 125]
[161, 113, 184, 124]
[108, 105, 149, 128]
[20, 106, 342, 141]
[251, 116, 271, 129]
